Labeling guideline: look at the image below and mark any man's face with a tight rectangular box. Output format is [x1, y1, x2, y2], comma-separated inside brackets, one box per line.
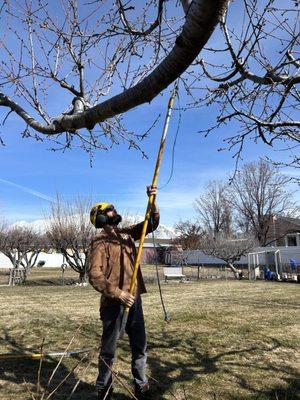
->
[104, 205, 122, 226]
[105, 205, 118, 218]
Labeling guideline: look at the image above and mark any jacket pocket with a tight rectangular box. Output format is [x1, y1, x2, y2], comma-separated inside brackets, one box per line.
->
[104, 242, 113, 279]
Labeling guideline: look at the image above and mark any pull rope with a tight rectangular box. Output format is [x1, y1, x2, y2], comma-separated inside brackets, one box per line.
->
[120, 81, 178, 337]
[150, 85, 182, 321]
[158, 90, 182, 190]
[150, 215, 169, 322]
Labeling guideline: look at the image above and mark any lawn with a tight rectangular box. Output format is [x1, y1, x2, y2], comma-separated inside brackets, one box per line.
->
[0, 268, 299, 400]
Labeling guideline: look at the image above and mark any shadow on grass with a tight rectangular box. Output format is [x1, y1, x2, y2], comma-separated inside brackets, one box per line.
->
[1, 327, 156, 400]
[1, 328, 299, 400]
[0, 329, 144, 400]
[232, 375, 300, 400]
[144, 331, 299, 400]
[0, 329, 97, 400]
[24, 278, 78, 286]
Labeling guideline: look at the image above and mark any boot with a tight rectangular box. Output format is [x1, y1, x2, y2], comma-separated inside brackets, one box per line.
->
[97, 386, 113, 400]
[134, 383, 152, 400]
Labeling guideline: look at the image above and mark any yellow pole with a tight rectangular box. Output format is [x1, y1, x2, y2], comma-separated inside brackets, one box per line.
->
[120, 81, 178, 336]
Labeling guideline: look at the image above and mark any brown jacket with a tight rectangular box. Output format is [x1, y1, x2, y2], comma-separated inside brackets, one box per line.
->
[88, 210, 159, 307]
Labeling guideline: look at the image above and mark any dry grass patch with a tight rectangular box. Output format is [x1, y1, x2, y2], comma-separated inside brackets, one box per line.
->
[0, 268, 299, 399]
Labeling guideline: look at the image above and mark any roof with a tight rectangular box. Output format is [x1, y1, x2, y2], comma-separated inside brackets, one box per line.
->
[143, 238, 173, 245]
[278, 216, 300, 226]
[136, 238, 174, 248]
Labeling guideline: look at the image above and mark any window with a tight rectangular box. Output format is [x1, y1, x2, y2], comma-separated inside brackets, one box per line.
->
[286, 234, 297, 247]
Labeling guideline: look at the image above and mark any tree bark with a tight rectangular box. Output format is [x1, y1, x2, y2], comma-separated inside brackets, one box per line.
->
[227, 262, 240, 279]
[79, 269, 88, 284]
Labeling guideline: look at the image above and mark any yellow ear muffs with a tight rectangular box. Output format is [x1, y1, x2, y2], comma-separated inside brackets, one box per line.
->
[90, 202, 112, 227]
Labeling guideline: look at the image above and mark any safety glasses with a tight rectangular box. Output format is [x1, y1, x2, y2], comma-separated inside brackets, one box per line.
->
[105, 206, 115, 213]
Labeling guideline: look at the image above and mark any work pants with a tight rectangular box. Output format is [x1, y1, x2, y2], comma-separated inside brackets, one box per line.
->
[96, 296, 148, 390]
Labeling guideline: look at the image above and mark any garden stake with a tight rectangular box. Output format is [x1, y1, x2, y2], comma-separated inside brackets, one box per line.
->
[120, 81, 178, 337]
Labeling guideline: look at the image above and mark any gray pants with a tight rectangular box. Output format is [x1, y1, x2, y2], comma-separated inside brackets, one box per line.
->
[97, 296, 148, 390]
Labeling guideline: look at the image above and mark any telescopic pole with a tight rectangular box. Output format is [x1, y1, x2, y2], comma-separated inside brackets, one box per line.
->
[120, 81, 178, 337]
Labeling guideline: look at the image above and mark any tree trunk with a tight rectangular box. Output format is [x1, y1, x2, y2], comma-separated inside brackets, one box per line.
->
[79, 270, 87, 284]
[227, 262, 240, 279]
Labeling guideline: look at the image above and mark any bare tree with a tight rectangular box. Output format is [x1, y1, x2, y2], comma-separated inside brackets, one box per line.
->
[229, 160, 299, 246]
[0, 0, 228, 153]
[0, 1, 298, 174]
[174, 220, 203, 250]
[197, 0, 300, 171]
[46, 197, 95, 283]
[200, 233, 256, 278]
[195, 180, 232, 236]
[118, 211, 142, 230]
[0, 223, 45, 274]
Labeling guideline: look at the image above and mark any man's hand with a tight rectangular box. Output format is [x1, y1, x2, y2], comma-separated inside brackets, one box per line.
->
[119, 291, 135, 307]
[147, 185, 158, 197]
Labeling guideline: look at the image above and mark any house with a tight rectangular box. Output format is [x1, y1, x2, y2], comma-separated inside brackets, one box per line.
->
[268, 216, 300, 247]
[139, 238, 173, 264]
[164, 217, 300, 281]
[247, 217, 300, 280]
[0, 238, 174, 269]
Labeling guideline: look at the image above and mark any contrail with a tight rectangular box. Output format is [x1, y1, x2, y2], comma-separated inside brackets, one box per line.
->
[0, 178, 54, 202]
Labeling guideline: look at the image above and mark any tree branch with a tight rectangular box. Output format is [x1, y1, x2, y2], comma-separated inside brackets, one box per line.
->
[286, 50, 300, 68]
[0, 0, 229, 135]
[117, 0, 164, 36]
[200, 59, 239, 82]
[220, 15, 300, 86]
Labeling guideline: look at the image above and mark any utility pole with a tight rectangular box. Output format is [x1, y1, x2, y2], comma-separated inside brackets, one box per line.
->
[272, 215, 277, 247]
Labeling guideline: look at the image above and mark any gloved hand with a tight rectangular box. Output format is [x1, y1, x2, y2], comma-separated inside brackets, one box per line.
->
[119, 291, 135, 307]
[147, 185, 157, 197]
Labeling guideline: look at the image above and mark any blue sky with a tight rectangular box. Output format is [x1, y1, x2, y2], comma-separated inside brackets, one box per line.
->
[0, 1, 298, 227]
[1, 98, 298, 226]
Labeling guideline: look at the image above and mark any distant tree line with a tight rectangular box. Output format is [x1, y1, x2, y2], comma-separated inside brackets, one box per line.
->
[174, 160, 299, 277]
[0, 197, 95, 283]
[0, 197, 142, 284]
[0, 160, 298, 281]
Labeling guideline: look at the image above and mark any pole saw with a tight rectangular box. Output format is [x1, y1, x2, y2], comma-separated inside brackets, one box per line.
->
[120, 81, 178, 337]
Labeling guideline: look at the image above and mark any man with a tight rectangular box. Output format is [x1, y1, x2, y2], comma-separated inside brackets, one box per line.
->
[88, 186, 159, 400]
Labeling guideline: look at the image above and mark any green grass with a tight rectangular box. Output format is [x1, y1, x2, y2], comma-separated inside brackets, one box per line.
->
[0, 268, 299, 399]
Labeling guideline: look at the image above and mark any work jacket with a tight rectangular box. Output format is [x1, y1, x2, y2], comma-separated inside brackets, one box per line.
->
[88, 210, 159, 307]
